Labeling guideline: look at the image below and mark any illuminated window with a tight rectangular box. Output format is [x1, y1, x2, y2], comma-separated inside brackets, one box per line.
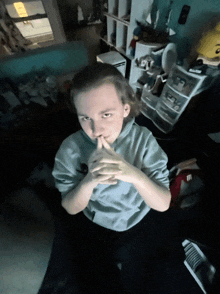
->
[13, 2, 28, 17]
[6, 1, 54, 45]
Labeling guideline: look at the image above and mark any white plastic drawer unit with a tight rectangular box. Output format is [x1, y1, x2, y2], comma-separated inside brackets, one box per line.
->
[140, 64, 212, 133]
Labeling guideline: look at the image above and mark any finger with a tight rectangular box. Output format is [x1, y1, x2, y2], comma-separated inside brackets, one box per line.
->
[90, 160, 119, 170]
[91, 163, 119, 172]
[91, 165, 121, 175]
[89, 147, 105, 166]
[100, 136, 113, 151]
[90, 163, 120, 175]
[92, 173, 117, 183]
[89, 150, 108, 167]
[91, 157, 120, 169]
[90, 149, 117, 165]
[93, 173, 113, 181]
[97, 137, 103, 150]
[100, 179, 118, 185]
[95, 175, 118, 185]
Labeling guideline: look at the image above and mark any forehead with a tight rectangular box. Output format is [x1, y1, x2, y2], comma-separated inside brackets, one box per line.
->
[74, 83, 123, 114]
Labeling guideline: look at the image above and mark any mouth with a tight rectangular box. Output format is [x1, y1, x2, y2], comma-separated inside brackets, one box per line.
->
[92, 136, 108, 141]
[91, 134, 112, 141]
[94, 136, 109, 140]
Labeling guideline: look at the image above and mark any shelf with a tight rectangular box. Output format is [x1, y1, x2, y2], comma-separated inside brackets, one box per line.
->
[141, 102, 174, 134]
[161, 100, 181, 114]
[155, 111, 175, 124]
[152, 113, 174, 134]
[142, 100, 155, 111]
[129, 41, 164, 89]
[116, 46, 126, 56]
[141, 103, 156, 121]
[126, 54, 134, 60]
[104, 0, 153, 84]
[132, 82, 144, 89]
[141, 94, 159, 109]
[141, 108, 154, 119]
[166, 83, 190, 99]
[101, 37, 133, 60]
[160, 84, 191, 113]
[156, 102, 179, 122]
[104, 12, 130, 26]
[166, 65, 208, 98]
[134, 66, 146, 71]
[100, 35, 110, 45]
[116, 22, 127, 53]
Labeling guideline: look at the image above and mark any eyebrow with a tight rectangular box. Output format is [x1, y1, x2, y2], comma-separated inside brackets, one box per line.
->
[78, 108, 116, 117]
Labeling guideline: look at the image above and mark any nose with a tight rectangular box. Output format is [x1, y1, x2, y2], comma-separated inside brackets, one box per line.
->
[91, 120, 104, 137]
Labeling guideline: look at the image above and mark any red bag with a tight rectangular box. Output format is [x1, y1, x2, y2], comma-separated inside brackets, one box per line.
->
[169, 159, 205, 208]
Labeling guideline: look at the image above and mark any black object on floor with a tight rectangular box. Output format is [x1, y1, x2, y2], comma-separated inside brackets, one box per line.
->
[38, 209, 204, 294]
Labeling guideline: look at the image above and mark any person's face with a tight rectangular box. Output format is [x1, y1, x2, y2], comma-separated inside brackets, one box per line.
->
[74, 83, 131, 144]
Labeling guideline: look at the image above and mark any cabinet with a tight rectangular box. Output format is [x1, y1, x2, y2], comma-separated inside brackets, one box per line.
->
[97, 51, 127, 77]
[103, 0, 152, 59]
[141, 64, 212, 133]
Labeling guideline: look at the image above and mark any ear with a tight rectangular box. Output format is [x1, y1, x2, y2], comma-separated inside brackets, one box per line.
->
[123, 103, 131, 118]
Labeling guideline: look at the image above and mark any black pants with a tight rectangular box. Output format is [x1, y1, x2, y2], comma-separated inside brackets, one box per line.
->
[38, 208, 203, 294]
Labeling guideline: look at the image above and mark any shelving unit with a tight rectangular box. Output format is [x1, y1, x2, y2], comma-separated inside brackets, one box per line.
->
[141, 64, 212, 133]
[129, 41, 165, 94]
[103, 0, 152, 60]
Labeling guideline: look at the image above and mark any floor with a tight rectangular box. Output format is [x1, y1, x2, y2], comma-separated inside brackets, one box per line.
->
[0, 189, 54, 294]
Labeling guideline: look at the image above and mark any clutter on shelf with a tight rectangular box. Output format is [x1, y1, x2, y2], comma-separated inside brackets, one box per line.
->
[129, 26, 142, 57]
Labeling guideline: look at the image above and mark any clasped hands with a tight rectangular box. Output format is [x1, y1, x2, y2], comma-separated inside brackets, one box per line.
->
[88, 136, 135, 185]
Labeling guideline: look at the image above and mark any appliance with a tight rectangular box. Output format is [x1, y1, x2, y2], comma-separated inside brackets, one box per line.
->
[182, 239, 216, 294]
[96, 51, 127, 77]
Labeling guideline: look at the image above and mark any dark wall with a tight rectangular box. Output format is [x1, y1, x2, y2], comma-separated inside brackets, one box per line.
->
[56, 0, 93, 31]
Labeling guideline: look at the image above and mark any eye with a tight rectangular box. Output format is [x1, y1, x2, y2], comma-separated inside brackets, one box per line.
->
[102, 113, 112, 118]
[81, 117, 91, 121]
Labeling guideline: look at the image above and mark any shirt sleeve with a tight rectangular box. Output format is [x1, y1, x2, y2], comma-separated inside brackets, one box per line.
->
[141, 132, 170, 189]
[52, 139, 85, 198]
